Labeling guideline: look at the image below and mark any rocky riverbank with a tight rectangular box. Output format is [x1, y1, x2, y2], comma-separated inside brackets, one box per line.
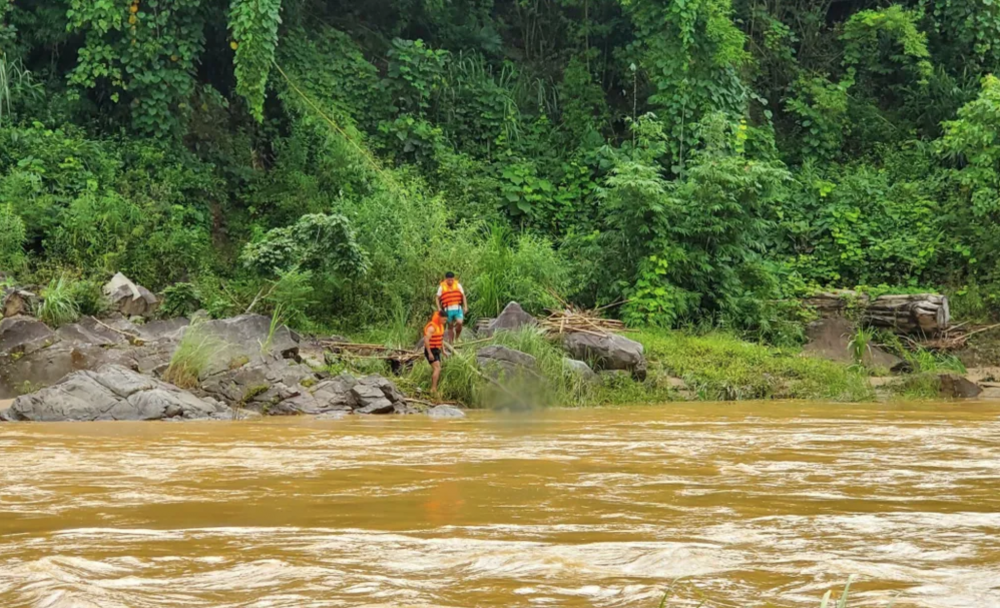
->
[0, 293, 652, 421]
[2, 275, 996, 421]
[0, 309, 467, 422]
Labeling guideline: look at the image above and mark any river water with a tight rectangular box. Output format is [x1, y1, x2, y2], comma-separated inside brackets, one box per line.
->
[1, 403, 999, 608]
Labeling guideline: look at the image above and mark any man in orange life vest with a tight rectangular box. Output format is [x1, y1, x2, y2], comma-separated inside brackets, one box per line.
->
[436, 272, 468, 342]
[423, 310, 445, 395]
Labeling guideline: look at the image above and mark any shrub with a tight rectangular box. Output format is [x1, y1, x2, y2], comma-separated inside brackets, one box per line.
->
[65, 279, 108, 317]
[0, 203, 26, 273]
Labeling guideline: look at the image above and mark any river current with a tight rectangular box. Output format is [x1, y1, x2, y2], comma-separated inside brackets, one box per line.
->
[1, 403, 999, 607]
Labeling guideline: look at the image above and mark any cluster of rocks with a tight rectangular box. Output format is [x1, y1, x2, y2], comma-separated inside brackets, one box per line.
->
[473, 302, 647, 383]
[1, 365, 227, 422]
[803, 296, 986, 399]
[0, 274, 650, 422]
[0, 274, 464, 422]
[0, 311, 463, 422]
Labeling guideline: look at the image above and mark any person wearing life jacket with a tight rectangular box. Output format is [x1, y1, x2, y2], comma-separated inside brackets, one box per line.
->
[423, 310, 445, 395]
[436, 272, 468, 342]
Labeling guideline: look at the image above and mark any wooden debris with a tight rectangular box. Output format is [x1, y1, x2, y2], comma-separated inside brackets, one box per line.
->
[539, 307, 629, 337]
[911, 322, 1000, 351]
[320, 341, 422, 365]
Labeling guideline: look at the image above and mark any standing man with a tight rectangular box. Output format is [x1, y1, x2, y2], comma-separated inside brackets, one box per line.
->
[424, 310, 445, 395]
[436, 272, 468, 342]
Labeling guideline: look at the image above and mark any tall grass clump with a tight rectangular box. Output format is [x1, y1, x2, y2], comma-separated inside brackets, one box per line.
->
[848, 326, 875, 367]
[163, 327, 227, 389]
[405, 345, 485, 405]
[468, 223, 568, 318]
[37, 277, 81, 327]
[490, 327, 594, 406]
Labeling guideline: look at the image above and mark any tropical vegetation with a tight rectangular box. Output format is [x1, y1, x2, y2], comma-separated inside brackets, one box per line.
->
[2, 0, 1000, 342]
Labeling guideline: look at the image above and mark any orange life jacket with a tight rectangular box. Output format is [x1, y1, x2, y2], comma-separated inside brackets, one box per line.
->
[439, 280, 464, 308]
[425, 317, 444, 349]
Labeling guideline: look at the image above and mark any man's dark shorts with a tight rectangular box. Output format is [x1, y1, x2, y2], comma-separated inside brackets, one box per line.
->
[425, 348, 442, 364]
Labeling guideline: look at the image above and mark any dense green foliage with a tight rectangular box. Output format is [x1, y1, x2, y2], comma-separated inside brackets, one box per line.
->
[4, 0, 1000, 336]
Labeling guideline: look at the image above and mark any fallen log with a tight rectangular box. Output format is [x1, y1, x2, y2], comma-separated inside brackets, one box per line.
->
[804, 290, 950, 334]
[864, 294, 950, 334]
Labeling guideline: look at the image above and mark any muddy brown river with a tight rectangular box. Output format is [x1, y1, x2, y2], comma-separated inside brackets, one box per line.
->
[1, 403, 999, 608]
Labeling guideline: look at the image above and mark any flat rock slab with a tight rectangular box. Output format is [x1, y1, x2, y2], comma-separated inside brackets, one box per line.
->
[2, 364, 225, 422]
[803, 317, 907, 372]
[0, 317, 57, 356]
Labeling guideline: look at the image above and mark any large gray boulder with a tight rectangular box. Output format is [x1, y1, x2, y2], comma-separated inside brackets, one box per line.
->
[193, 314, 299, 377]
[351, 375, 410, 414]
[0, 315, 189, 399]
[0, 316, 57, 357]
[481, 302, 536, 337]
[477, 345, 538, 379]
[1, 364, 225, 422]
[195, 357, 410, 417]
[197, 357, 317, 415]
[563, 332, 647, 381]
[104, 273, 159, 317]
[310, 373, 359, 411]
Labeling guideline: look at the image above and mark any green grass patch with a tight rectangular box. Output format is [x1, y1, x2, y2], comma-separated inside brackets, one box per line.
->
[634, 329, 874, 402]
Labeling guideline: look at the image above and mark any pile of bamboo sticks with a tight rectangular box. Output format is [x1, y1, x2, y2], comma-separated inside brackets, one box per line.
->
[539, 307, 629, 337]
[539, 290, 630, 337]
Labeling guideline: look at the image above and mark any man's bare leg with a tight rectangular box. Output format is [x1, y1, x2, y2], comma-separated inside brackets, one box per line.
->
[431, 361, 441, 395]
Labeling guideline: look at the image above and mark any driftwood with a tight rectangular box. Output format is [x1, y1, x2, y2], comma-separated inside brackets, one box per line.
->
[805, 290, 950, 334]
[909, 322, 1000, 351]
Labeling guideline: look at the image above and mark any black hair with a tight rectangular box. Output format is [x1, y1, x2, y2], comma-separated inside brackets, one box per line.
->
[445, 271, 455, 278]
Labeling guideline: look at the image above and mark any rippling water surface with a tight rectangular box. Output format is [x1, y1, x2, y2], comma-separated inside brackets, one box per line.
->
[2, 403, 999, 607]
